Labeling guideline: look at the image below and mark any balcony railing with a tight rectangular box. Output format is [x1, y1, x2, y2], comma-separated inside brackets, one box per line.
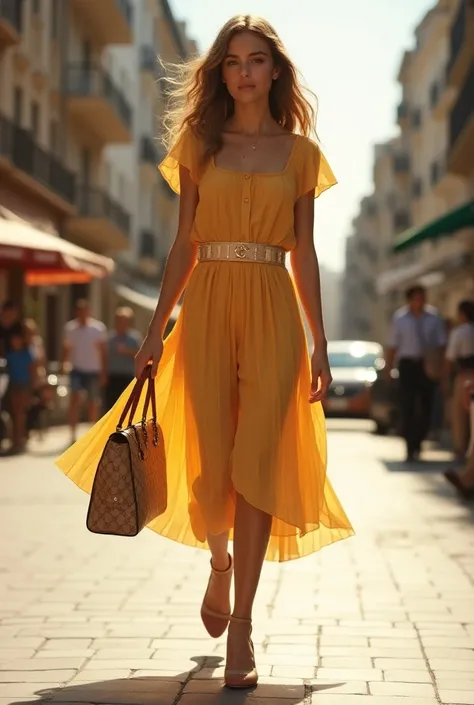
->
[448, 0, 469, 74]
[0, 114, 75, 204]
[450, 62, 474, 149]
[139, 229, 156, 258]
[140, 136, 158, 164]
[76, 185, 130, 235]
[0, 0, 23, 32]
[64, 64, 132, 130]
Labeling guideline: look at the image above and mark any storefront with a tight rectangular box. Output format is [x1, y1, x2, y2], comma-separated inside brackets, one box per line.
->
[0, 207, 114, 361]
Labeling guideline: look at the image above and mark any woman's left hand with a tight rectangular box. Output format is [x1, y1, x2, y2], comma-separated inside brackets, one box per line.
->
[310, 344, 332, 404]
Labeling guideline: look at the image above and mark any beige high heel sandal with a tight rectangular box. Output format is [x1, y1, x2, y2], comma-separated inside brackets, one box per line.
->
[200, 554, 233, 638]
[224, 616, 258, 689]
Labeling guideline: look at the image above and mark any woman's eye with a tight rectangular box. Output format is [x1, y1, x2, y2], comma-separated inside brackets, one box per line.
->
[252, 58, 264, 63]
[226, 60, 238, 66]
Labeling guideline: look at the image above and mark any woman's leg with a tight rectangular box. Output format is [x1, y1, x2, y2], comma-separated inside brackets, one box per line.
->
[232, 493, 272, 619]
[224, 493, 272, 683]
[207, 531, 230, 571]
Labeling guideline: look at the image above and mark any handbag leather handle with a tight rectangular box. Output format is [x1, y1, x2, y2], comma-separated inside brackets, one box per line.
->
[141, 373, 157, 423]
[116, 364, 151, 430]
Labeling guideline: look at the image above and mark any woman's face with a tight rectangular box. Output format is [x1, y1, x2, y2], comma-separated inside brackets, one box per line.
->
[222, 31, 279, 106]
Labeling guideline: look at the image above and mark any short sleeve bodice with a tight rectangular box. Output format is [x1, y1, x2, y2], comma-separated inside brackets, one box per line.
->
[158, 129, 337, 250]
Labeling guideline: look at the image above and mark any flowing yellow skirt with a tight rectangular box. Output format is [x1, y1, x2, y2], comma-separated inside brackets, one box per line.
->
[56, 262, 354, 561]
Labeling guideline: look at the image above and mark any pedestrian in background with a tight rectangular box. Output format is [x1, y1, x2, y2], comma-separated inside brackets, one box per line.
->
[444, 377, 474, 499]
[385, 285, 446, 463]
[56, 14, 354, 688]
[0, 300, 24, 357]
[443, 300, 474, 461]
[61, 300, 107, 444]
[105, 307, 142, 412]
[6, 329, 36, 452]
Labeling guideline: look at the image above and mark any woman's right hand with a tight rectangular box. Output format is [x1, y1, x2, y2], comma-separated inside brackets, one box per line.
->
[134, 333, 164, 380]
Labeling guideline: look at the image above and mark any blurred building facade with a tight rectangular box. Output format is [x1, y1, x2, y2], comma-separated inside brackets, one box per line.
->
[342, 0, 474, 345]
[104, 0, 197, 334]
[0, 0, 196, 356]
[0, 0, 135, 360]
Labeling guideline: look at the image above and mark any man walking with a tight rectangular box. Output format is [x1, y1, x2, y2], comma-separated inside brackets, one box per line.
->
[385, 285, 446, 463]
[105, 307, 142, 412]
[62, 300, 107, 444]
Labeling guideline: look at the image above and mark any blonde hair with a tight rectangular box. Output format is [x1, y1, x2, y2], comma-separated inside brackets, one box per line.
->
[161, 15, 318, 164]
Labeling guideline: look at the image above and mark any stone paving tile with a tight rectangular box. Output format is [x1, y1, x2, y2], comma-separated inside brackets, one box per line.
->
[310, 681, 368, 695]
[383, 670, 433, 683]
[316, 668, 383, 681]
[0, 650, 36, 660]
[368, 682, 437, 697]
[436, 679, 474, 692]
[0, 670, 77, 683]
[438, 692, 474, 705]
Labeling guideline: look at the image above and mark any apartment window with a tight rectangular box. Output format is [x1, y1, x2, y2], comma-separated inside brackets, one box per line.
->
[411, 109, 422, 129]
[82, 41, 92, 69]
[80, 149, 91, 186]
[393, 211, 411, 231]
[412, 177, 423, 198]
[13, 87, 23, 125]
[430, 161, 442, 186]
[31, 101, 40, 140]
[51, 0, 59, 39]
[140, 230, 156, 258]
[430, 82, 439, 109]
[49, 120, 59, 156]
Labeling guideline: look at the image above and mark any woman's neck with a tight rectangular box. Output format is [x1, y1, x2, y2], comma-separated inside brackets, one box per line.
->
[226, 103, 279, 137]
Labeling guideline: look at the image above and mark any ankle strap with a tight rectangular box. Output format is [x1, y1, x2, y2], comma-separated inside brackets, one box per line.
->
[230, 615, 252, 624]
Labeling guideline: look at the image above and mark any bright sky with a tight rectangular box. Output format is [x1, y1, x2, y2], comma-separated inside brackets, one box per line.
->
[170, 0, 433, 272]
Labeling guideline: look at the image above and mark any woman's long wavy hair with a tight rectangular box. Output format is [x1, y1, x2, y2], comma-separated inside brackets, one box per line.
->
[161, 15, 318, 165]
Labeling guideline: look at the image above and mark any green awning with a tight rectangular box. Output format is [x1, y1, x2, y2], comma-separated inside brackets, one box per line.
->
[393, 200, 474, 252]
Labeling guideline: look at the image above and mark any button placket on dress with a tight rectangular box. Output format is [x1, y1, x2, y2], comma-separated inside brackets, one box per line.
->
[241, 174, 252, 240]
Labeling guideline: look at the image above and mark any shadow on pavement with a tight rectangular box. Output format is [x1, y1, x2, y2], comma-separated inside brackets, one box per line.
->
[7, 656, 345, 704]
[381, 458, 449, 473]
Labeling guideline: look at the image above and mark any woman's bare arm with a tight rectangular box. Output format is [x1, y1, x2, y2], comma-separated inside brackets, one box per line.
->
[291, 192, 332, 402]
[291, 193, 326, 347]
[147, 166, 199, 338]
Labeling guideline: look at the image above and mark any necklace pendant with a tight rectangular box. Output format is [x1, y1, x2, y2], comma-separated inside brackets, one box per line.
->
[251, 144, 257, 150]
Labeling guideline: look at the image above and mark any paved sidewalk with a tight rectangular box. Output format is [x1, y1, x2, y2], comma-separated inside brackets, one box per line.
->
[0, 423, 473, 705]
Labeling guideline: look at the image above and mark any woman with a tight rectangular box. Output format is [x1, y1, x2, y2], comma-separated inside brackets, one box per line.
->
[56, 15, 354, 689]
[443, 300, 474, 460]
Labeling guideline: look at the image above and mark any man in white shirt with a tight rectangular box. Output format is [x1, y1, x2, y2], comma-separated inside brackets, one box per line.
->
[444, 300, 474, 459]
[385, 285, 446, 462]
[62, 299, 108, 443]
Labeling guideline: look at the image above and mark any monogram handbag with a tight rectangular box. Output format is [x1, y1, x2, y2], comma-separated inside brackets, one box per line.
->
[86, 365, 167, 537]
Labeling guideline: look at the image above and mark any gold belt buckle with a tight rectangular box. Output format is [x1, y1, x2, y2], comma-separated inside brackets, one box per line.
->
[234, 244, 250, 259]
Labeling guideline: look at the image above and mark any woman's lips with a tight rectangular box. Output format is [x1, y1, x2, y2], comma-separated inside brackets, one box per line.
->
[238, 84, 256, 90]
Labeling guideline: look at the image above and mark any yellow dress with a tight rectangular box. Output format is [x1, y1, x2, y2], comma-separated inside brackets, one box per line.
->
[56, 130, 354, 562]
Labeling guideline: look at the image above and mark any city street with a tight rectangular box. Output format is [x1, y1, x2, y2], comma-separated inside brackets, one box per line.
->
[0, 420, 473, 705]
